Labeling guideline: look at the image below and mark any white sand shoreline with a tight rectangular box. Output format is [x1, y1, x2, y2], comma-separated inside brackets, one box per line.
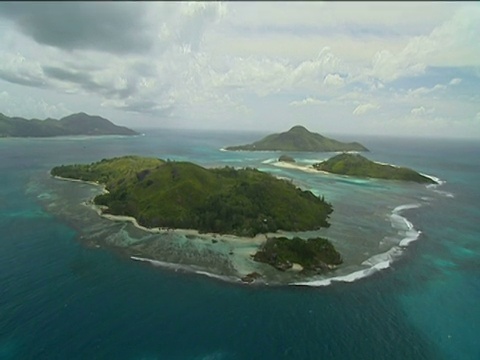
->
[272, 161, 330, 175]
[52, 175, 268, 245]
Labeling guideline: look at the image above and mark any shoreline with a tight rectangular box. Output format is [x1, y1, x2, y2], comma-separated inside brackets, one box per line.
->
[53, 174, 268, 245]
[271, 159, 441, 184]
[50, 173, 429, 287]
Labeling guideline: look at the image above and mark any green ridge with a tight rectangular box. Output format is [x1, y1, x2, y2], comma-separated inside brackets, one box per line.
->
[313, 153, 436, 184]
[225, 125, 368, 152]
[51, 156, 333, 237]
[0, 112, 138, 137]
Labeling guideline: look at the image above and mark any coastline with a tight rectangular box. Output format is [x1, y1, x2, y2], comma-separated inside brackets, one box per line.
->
[53, 174, 268, 245]
[271, 161, 331, 175]
[49, 172, 436, 287]
[271, 159, 441, 184]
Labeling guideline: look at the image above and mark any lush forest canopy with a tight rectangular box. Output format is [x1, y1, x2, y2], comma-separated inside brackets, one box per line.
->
[314, 153, 436, 184]
[225, 125, 368, 152]
[253, 236, 343, 272]
[51, 156, 333, 237]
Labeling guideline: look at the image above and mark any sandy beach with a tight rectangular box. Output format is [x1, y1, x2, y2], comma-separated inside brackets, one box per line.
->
[272, 161, 331, 175]
[53, 174, 268, 246]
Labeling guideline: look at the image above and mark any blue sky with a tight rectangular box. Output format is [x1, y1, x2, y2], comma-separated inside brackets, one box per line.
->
[0, 1, 479, 138]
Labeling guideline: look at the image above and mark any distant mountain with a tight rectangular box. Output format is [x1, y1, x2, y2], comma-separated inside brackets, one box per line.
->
[0, 112, 138, 137]
[313, 153, 436, 184]
[225, 125, 368, 152]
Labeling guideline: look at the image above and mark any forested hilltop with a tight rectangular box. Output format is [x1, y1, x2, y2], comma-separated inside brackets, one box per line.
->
[314, 153, 437, 184]
[0, 112, 138, 137]
[225, 125, 368, 152]
[51, 156, 333, 237]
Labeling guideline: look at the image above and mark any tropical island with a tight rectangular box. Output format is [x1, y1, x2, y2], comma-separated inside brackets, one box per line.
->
[0, 112, 138, 137]
[278, 154, 296, 163]
[253, 237, 342, 272]
[51, 156, 341, 276]
[225, 125, 368, 152]
[313, 153, 437, 184]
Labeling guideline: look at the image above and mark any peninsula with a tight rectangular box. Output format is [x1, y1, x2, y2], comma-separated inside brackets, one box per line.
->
[225, 125, 368, 152]
[0, 112, 138, 137]
[313, 153, 437, 184]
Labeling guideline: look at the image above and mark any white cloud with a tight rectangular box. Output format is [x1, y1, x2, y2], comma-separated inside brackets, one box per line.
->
[0, 52, 46, 87]
[411, 106, 435, 116]
[289, 97, 326, 107]
[0, 90, 71, 119]
[363, 5, 480, 83]
[0, 2, 478, 137]
[353, 103, 380, 116]
[211, 47, 344, 97]
[449, 78, 462, 85]
[407, 84, 446, 98]
[323, 73, 345, 87]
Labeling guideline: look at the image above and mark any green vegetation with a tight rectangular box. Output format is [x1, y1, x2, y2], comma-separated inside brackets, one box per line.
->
[225, 125, 368, 152]
[51, 156, 333, 237]
[278, 154, 296, 163]
[253, 237, 343, 272]
[313, 153, 437, 184]
[0, 112, 138, 137]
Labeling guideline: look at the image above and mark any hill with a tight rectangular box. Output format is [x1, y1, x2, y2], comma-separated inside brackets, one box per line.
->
[313, 153, 436, 184]
[0, 112, 138, 137]
[51, 156, 333, 237]
[253, 237, 343, 272]
[225, 125, 368, 152]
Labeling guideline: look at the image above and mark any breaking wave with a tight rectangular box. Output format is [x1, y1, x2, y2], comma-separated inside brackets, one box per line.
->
[292, 203, 422, 287]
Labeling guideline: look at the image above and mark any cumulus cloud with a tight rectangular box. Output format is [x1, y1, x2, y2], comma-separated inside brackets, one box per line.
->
[0, 2, 478, 137]
[411, 106, 435, 116]
[449, 78, 462, 85]
[0, 90, 71, 119]
[369, 49, 426, 83]
[323, 73, 345, 87]
[365, 6, 480, 83]
[214, 47, 344, 97]
[407, 84, 446, 98]
[175, 2, 226, 51]
[289, 97, 326, 107]
[353, 103, 380, 116]
[0, 53, 46, 87]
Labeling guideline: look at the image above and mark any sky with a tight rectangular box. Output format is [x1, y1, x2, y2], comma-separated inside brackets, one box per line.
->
[0, 1, 479, 138]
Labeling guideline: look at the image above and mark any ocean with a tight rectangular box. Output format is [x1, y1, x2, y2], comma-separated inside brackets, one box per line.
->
[0, 129, 479, 359]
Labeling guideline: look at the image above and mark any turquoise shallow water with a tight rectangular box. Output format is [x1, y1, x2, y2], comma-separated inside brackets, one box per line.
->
[0, 130, 479, 359]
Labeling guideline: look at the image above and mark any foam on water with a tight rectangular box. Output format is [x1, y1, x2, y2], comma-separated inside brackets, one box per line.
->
[261, 158, 277, 164]
[292, 260, 392, 287]
[131, 256, 236, 282]
[391, 204, 422, 247]
[271, 161, 320, 174]
[292, 204, 422, 287]
[422, 173, 454, 197]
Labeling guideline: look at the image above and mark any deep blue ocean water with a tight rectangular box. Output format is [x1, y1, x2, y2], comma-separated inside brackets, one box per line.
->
[1, 129, 479, 359]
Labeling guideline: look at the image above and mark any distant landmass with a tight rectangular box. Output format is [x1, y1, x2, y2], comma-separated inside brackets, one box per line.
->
[313, 153, 437, 184]
[0, 112, 138, 137]
[225, 125, 368, 152]
[51, 156, 333, 237]
[278, 154, 296, 163]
